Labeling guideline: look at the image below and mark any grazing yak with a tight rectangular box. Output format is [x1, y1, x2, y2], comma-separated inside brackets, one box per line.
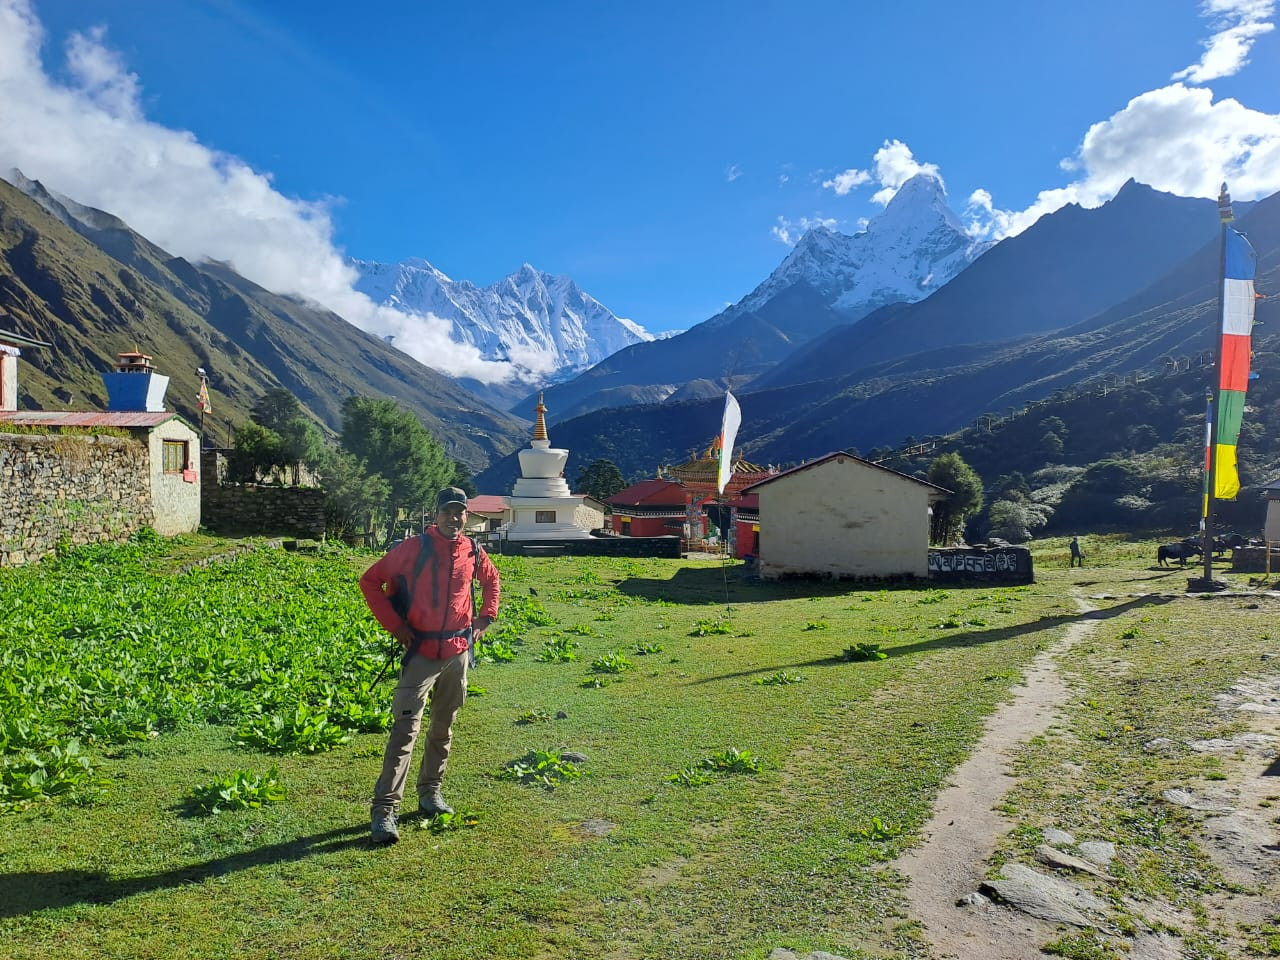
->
[1157, 541, 1203, 566]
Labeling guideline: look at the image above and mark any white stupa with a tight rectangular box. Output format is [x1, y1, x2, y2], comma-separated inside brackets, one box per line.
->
[500, 393, 592, 541]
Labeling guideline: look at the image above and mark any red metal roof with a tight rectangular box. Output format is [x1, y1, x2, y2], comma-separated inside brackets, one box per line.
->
[467, 494, 508, 514]
[608, 478, 687, 507]
[0, 411, 181, 428]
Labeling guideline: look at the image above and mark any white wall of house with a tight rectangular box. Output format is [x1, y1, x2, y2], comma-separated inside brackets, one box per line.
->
[146, 419, 201, 535]
[0, 351, 16, 412]
[1266, 499, 1280, 544]
[756, 455, 936, 579]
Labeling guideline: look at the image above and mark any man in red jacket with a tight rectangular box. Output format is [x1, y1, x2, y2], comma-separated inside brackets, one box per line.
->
[360, 486, 501, 844]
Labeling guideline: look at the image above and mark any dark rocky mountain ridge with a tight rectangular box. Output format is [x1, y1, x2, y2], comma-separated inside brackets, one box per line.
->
[0, 174, 527, 470]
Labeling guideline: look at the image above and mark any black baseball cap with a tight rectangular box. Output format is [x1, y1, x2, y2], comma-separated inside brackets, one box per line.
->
[436, 486, 469, 509]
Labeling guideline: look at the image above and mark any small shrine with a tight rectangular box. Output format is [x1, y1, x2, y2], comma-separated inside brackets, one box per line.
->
[499, 394, 592, 541]
[103, 349, 170, 412]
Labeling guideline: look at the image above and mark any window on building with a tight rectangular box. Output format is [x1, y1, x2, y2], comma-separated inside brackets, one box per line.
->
[535, 510, 556, 523]
[162, 439, 188, 473]
[620, 517, 632, 537]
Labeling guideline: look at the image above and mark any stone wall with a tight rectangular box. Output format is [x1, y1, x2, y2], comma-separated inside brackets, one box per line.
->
[927, 546, 1035, 584]
[201, 483, 326, 539]
[0, 432, 151, 566]
[491, 535, 682, 558]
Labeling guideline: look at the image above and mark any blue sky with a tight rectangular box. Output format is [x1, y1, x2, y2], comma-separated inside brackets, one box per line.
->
[2, 0, 1279, 381]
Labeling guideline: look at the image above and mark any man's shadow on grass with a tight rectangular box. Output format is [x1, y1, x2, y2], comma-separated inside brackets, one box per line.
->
[0, 821, 371, 918]
[689, 593, 1177, 685]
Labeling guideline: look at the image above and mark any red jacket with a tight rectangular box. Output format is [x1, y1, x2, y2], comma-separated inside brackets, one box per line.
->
[360, 528, 501, 658]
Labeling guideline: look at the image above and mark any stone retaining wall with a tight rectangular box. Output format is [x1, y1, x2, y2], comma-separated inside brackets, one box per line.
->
[491, 536, 682, 558]
[200, 484, 326, 539]
[0, 432, 151, 567]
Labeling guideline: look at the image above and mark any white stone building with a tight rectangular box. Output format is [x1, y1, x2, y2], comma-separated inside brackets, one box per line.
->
[741, 451, 950, 579]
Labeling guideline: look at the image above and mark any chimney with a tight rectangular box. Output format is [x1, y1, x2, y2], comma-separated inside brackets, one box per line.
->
[103, 349, 169, 412]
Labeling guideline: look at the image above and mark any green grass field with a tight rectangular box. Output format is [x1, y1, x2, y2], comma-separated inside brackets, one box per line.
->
[1, 534, 1275, 959]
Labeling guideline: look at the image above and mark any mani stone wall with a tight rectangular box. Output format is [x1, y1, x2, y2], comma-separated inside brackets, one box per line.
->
[0, 432, 151, 567]
[928, 546, 1035, 585]
[201, 483, 326, 540]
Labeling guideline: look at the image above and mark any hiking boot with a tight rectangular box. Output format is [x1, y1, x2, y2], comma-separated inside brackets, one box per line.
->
[419, 786, 454, 816]
[370, 807, 399, 844]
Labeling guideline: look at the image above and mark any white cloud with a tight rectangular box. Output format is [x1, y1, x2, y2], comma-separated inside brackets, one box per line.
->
[1172, 0, 1276, 84]
[868, 140, 944, 206]
[770, 214, 837, 246]
[965, 82, 1280, 239]
[726, 163, 743, 182]
[821, 167, 870, 196]
[0, 0, 515, 383]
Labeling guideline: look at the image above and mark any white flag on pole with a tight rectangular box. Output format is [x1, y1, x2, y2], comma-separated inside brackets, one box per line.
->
[717, 390, 741, 495]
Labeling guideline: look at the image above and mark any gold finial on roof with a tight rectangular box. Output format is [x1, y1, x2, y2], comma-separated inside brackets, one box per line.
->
[532, 391, 549, 442]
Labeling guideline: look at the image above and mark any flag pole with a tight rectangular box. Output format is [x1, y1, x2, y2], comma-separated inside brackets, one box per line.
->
[1201, 184, 1233, 587]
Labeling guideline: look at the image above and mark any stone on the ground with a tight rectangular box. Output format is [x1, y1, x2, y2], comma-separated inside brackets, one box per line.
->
[1162, 787, 1234, 813]
[1077, 840, 1117, 867]
[768, 951, 851, 960]
[1034, 844, 1112, 879]
[1143, 737, 1176, 753]
[1188, 732, 1277, 754]
[1042, 827, 1076, 847]
[956, 891, 991, 907]
[978, 863, 1108, 927]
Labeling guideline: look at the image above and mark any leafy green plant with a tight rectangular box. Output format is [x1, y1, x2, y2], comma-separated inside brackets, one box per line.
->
[419, 810, 479, 833]
[699, 748, 763, 774]
[474, 638, 517, 663]
[184, 768, 286, 815]
[754, 671, 804, 686]
[579, 675, 612, 689]
[535, 636, 578, 662]
[235, 704, 352, 754]
[590, 651, 633, 674]
[0, 740, 107, 810]
[632, 642, 664, 655]
[852, 816, 902, 841]
[515, 708, 552, 725]
[803, 620, 829, 631]
[690, 618, 733, 636]
[496, 749, 582, 790]
[567, 623, 596, 636]
[667, 766, 715, 786]
[843, 643, 887, 662]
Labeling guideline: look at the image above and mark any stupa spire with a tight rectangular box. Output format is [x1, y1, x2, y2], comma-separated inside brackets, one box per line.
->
[533, 392, 549, 443]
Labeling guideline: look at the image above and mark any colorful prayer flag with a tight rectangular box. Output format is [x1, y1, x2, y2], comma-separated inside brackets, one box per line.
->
[1213, 228, 1257, 500]
[197, 376, 211, 415]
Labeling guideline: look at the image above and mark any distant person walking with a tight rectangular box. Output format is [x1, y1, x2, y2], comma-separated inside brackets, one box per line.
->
[360, 486, 501, 844]
[1069, 536, 1085, 567]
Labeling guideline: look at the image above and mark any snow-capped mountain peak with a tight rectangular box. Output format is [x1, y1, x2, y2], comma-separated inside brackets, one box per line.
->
[352, 258, 653, 381]
[729, 173, 989, 321]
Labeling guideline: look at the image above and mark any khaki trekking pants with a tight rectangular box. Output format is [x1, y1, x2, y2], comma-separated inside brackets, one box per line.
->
[372, 650, 468, 810]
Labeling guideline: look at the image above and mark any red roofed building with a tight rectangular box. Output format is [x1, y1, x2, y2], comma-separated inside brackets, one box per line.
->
[465, 494, 509, 534]
[607, 478, 692, 539]
[725, 492, 760, 559]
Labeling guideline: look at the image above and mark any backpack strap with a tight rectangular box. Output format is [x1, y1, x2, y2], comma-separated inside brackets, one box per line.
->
[390, 534, 434, 628]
